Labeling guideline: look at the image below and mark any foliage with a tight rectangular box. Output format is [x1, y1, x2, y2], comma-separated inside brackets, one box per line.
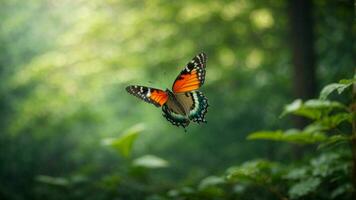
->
[150, 77, 355, 200]
[319, 79, 356, 100]
[288, 177, 321, 199]
[244, 78, 354, 199]
[250, 78, 354, 145]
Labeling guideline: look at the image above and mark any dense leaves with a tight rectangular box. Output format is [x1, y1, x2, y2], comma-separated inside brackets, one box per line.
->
[158, 77, 355, 200]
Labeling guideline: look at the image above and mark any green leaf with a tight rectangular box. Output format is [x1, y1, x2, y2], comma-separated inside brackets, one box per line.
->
[331, 183, 353, 199]
[226, 160, 279, 182]
[320, 113, 352, 128]
[303, 123, 328, 133]
[317, 135, 350, 150]
[198, 176, 225, 190]
[284, 167, 308, 180]
[304, 99, 345, 109]
[319, 78, 355, 100]
[247, 130, 283, 140]
[281, 99, 346, 119]
[304, 113, 352, 133]
[281, 99, 304, 117]
[167, 187, 195, 198]
[247, 129, 327, 144]
[102, 123, 145, 157]
[288, 177, 321, 199]
[320, 84, 349, 100]
[328, 113, 353, 126]
[310, 153, 346, 177]
[36, 175, 70, 186]
[132, 154, 169, 168]
[339, 78, 356, 85]
[281, 99, 322, 119]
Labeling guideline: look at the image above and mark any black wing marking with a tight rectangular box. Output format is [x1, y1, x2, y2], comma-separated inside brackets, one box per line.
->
[188, 91, 208, 123]
[126, 85, 168, 107]
[162, 104, 190, 128]
[172, 52, 207, 93]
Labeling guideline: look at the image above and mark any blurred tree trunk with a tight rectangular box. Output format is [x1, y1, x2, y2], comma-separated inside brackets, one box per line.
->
[288, 0, 317, 128]
[288, 0, 317, 159]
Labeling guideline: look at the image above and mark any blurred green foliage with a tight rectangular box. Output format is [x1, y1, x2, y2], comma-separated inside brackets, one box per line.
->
[0, 0, 354, 200]
[153, 77, 355, 200]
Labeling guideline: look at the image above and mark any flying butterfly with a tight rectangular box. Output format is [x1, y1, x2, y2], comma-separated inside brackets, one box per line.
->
[126, 53, 209, 130]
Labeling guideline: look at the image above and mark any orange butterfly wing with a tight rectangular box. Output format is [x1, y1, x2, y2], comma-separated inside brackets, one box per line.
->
[172, 53, 207, 93]
[150, 89, 169, 106]
[126, 86, 168, 107]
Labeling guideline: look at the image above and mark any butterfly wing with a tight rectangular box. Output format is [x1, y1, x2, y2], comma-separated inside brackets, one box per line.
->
[162, 91, 208, 128]
[174, 92, 208, 123]
[162, 93, 190, 128]
[187, 91, 208, 123]
[127, 53, 208, 128]
[126, 85, 168, 107]
[172, 53, 207, 93]
[162, 104, 190, 128]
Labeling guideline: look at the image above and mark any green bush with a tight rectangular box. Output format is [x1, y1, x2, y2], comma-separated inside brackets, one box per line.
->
[154, 77, 355, 200]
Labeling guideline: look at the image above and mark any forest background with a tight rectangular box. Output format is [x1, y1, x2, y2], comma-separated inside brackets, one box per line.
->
[0, 0, 355, 199]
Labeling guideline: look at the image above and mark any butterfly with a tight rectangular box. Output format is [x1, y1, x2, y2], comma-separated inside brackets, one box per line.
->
[126, 53, 209, 130]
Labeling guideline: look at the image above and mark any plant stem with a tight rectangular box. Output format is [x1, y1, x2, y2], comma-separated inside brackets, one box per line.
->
[351, 73, 356, 197]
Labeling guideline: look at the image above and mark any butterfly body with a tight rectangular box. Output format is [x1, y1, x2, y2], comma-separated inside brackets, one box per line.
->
[162, 90, 208, 128]
[126, 53, 208, 129]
